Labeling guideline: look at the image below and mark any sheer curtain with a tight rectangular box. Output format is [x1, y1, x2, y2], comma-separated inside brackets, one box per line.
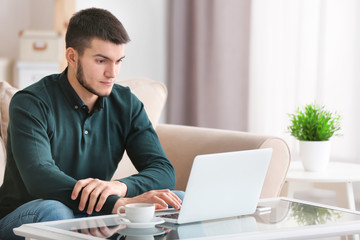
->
[249, 0, 360, 162]
[168, 0, 360, 162]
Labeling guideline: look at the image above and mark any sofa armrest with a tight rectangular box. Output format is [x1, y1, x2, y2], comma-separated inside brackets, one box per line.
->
[156, 124, 291, 198]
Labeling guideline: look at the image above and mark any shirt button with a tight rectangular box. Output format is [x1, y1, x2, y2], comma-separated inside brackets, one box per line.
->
[74, 105, 79, 110]
[84, 130, 89, 135]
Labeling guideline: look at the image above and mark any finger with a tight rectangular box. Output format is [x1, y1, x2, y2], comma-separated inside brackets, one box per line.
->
[86, 181, 107, 214]
[154, 190, 182, 209]
[95, 188, 111, 212]
[87, 181, 116, 214]
[130, 190, 168, 208]
[152, 195, 169, 209]
[71, 178, 93, 200]
[155, 203, 168, 210]
[171, 191, 183, 203]
[163, 190, 182, 206]
[166, 195, 182, 210]
[79, 179, 100, 211]
[162, 196, 180, 209]
[87, 186, 104, 214]
[152, 189, 182, 203]
[87, 183, 110, 214]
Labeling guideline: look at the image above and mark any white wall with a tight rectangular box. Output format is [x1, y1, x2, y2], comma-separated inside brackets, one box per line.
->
[0, 0, 168, 87]
[0, 0, 54, 61]
[0, 0, 54, 83]
[76, 0, 168, 84]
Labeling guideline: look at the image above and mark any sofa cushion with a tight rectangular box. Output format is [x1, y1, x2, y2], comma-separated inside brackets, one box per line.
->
[0, 81, 19, 144]
[0, 138, 6, 186]
[118, 78, 167, 127]
[0, 80, 18, 186]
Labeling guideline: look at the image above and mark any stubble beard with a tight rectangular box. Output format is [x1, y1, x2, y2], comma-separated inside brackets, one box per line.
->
[76, 60, 111, 98]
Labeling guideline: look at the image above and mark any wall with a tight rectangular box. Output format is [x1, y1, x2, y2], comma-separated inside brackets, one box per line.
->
[0, 0, 54, 84]
[0, 0, 168, 87]
[76, 0, 168, 84]
[76, 0, 168, 122]
[0, 0, 54, 61]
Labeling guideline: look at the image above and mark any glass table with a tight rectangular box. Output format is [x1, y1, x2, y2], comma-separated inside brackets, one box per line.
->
[14, 198, 360, 240]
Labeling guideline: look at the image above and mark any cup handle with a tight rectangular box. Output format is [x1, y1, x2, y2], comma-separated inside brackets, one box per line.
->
[117, 206, 126, 217]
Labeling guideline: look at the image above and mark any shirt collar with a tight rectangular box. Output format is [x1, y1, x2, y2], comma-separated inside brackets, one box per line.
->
[59, 68, 104, 113]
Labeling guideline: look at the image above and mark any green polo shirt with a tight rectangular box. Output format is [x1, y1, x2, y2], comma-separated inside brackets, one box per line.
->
[0, 69, 175, 218]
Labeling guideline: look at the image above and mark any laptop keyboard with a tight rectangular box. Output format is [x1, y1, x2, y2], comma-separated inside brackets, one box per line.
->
[160, 212, 179, 219]
[155, 209, 180, 219]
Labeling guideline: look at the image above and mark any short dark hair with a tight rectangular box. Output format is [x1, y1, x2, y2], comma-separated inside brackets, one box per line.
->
[66, 8, 130, 55]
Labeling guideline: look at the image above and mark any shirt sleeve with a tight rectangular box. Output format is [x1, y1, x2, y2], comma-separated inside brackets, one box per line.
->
[116, 93, 176, 197]
[8, 92, 119, 214]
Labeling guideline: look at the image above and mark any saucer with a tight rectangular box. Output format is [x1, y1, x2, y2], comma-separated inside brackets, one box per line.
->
[118, 227, 165, 236]
[118, 217, 165, 229]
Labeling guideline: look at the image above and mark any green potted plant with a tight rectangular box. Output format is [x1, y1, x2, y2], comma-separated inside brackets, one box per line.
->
[288, 103, 341, 171]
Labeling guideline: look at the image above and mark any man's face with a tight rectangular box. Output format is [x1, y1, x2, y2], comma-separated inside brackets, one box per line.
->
[75, 38, 125, 97]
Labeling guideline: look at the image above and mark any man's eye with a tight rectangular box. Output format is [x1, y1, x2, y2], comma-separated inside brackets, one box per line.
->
[96, 60, 105, 63]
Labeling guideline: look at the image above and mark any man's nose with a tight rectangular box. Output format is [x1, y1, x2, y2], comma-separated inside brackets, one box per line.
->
[105, 63, 119, 78]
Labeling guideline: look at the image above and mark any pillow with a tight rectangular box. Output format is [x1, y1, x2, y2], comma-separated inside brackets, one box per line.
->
[118, 77, 167, 128]
[0, 81, 19, 144]
[0, 137, 6, 186]
[112, 78, 168, 180]
[0, 80, 18, 186]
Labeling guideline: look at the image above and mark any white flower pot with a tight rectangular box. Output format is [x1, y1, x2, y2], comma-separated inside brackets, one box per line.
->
[299, 140, 331, 172]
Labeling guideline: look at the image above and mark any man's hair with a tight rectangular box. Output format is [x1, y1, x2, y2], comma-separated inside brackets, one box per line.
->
[66, 8, 130, 55]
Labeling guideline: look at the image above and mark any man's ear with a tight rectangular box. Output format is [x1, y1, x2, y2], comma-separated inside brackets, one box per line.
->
[65, 48, 78, 67]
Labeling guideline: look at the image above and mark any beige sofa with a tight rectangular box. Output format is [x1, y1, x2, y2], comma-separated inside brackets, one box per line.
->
[0, 78, 290, 198]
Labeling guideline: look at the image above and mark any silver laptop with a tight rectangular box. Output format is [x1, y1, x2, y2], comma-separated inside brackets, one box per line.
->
[156, 148, 272, 224]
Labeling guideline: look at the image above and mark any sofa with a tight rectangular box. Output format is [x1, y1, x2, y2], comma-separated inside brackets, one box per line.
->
[0, 78, 290, 198]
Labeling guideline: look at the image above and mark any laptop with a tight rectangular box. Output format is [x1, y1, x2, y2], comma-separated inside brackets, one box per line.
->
[155, 148, 272, 224]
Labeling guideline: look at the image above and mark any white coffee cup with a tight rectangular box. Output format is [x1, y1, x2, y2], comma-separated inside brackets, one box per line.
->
[117, 203, 155, 223]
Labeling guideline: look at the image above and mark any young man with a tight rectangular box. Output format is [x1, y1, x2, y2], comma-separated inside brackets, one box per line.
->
[0, 8, 182, 239]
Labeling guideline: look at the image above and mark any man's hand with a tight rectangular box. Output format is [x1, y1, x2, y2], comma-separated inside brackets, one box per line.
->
[112, 189, 182, 214]
[71, 178, 127, 214]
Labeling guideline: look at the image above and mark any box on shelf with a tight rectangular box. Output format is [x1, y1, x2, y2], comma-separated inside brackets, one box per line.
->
[14, 61, 60, 89]
[19, 30, 64, 62]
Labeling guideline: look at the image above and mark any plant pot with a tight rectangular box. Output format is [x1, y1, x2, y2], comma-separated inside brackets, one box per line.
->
[299, 140, 331, 172]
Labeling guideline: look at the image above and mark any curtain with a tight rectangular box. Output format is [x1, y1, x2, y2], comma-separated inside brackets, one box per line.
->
[249, 0, 360, 162]
[167, 0, 251, 131]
